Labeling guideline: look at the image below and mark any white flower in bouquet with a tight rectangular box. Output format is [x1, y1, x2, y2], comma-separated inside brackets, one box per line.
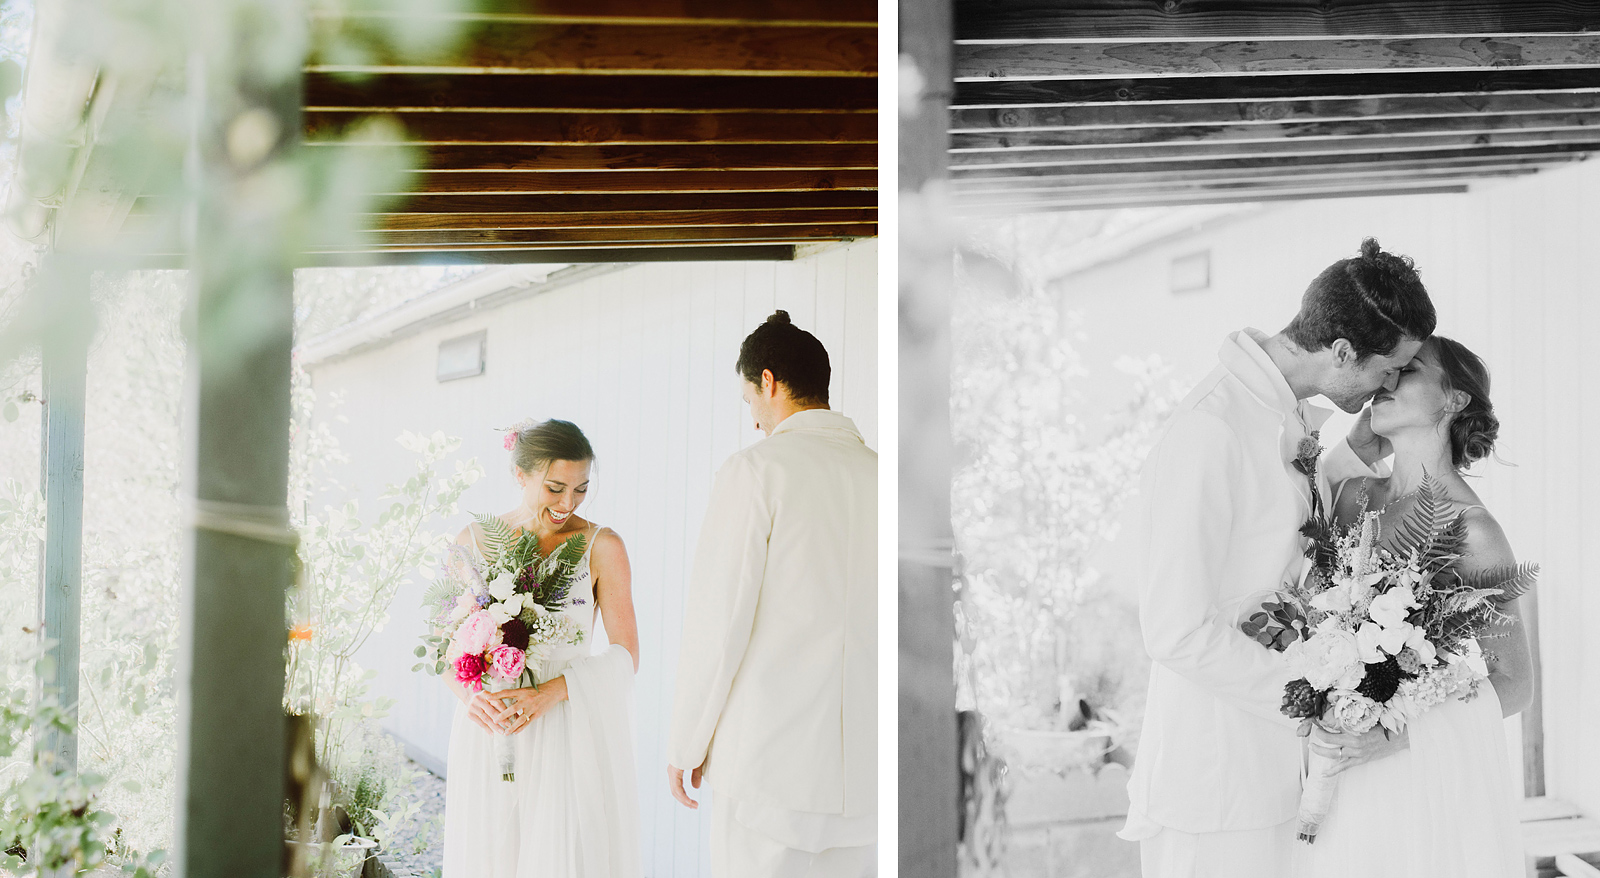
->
[1327, 690, 1381, 734]
[1286, 618, 1365, 692]
[1367, 585, 1417, 629]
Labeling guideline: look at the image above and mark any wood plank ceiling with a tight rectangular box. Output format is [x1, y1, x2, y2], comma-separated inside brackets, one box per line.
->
[948, 1, 1600, 213]
[129, 0, 878, 264]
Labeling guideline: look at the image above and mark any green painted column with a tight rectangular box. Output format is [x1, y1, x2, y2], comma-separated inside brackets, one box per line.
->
[173, 2, 302, 876]
[35, 260, 90, 775]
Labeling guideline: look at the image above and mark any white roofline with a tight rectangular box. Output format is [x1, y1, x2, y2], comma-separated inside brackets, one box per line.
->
[295, 262, 600, 367]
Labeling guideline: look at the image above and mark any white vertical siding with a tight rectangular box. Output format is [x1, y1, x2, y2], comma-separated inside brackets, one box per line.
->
[305, 240, 877, 877]
[1053, 163, 1600, 819]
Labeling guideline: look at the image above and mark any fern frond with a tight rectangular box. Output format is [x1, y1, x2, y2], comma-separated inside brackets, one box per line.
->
[1459, 562, 1539, 604]
[421, 577, 457, 612]
[1417, 516, 1468, 572]
[1388, 473, 1450, 559]
[539, 533, 587, 580]
[472, 512, 517, 564]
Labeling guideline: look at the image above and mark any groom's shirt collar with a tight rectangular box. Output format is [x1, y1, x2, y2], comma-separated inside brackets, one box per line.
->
[769, 408, 863, 441]
[1221, 328, 1333, 438]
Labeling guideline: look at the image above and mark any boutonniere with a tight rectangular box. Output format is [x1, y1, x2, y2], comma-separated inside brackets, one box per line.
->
[1292, 431, 1324, 477]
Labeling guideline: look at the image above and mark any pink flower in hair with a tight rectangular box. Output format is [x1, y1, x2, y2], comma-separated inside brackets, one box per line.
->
[455, 653, 486, 691]
[503, 432, 517, 451]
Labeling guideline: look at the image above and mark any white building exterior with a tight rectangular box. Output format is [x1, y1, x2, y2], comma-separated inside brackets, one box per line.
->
[1049, 159, 1600, 823]
[299, 240, 878, 876]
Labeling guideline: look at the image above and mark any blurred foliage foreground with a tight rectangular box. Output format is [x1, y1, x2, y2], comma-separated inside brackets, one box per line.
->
[951, 223, 1182, 778]
[0, 0, 489, 872]
[2, 267, 480, 876]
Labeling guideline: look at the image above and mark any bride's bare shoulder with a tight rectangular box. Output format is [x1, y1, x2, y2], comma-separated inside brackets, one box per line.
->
[1454, 503, 1515, 571]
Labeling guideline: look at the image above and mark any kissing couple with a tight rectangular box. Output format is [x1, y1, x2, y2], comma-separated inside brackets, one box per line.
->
[1118, 238, 1535, 878]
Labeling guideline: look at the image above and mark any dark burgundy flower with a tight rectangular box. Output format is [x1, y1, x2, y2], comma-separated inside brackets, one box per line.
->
[1281, 678, 1324, 719]
[500, 617, 530, 651]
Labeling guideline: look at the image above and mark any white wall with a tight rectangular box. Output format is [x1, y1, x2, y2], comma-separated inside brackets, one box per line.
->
[1049, 163, 1600, 817]
[304, 239, 878, 877]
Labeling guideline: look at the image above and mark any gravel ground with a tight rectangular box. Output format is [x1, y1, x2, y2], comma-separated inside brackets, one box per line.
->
[376, 758, 446, 878]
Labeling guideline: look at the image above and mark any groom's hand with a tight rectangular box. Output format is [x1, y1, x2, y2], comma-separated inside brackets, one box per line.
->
[668, 764, 704, 809]
[1308, 724, 1409, 776]
[1346, 405, 1392, 465]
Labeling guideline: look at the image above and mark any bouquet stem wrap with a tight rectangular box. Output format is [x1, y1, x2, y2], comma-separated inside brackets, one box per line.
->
[488, 670, 535, 782]
[1298, 743, 1340, 843]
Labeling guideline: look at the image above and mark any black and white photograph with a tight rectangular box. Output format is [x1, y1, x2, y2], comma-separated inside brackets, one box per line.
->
[900, 4, 1600, 878]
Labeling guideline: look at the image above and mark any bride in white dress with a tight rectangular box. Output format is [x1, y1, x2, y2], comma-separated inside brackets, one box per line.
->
[441, 419, 641, 878]
[1298, 337, 1534, 878]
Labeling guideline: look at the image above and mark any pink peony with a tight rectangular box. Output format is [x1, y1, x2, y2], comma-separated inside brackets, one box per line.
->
[456, 610, 497, 655]
[503, 432, 517, 450]
[455, 653, 486, 691]
[489, 644, 525, 680]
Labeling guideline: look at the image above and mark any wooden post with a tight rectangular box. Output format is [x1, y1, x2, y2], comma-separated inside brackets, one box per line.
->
[173, 3, 301, 876]
[35, 259, 90, 774]
[899, 0, 959, 873]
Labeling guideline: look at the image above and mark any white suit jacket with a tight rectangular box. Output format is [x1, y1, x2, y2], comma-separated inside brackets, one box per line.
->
[669, 409, 877, 845]
[1121, 329, 1381, 836]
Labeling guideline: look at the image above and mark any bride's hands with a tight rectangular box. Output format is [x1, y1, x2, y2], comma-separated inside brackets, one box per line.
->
[1304, 722, 1409, 776]
[462, 689, 503, 736]
[489, 677, 569, 735]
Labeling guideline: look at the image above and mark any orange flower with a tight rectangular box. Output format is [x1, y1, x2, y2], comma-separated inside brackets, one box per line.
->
[289, 624, 314, 643]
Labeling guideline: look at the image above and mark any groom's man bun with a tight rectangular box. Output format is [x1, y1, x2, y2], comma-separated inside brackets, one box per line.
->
[1286, 237, 1437, 360]
[736, 310, 830, 406]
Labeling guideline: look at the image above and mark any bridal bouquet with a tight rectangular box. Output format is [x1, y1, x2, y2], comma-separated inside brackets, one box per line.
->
[418, 515, 588, 781]
[1241, 473, 1535, 843]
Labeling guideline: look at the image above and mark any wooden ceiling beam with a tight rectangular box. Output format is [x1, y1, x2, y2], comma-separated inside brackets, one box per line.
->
[949, 91, 1600, 131]
[956, 36, 1600, 82]
[954, 1, 1600, 42]
[953, 185, 1475, 215]
[388, 168, 877, 193]
[950, 164, 1549, 199]
[948, 127, 1600, 167]
[952, 67, 1600, 108]
[306, 72, 876, 112]
[132, 189, 878, 215]
[320, 0, 876, 25]
[947, 149, 1587, 183]
[124, 243, 805, 269]
[319, 142, 877, 171]
[356, 222, 875, 245]
[366, 207, 876, 229]
[309, 22, 875, 75]
[950, 109, 1600, 148]
[304, 110, 876, 144]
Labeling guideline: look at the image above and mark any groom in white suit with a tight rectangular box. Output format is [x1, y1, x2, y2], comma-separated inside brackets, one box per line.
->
[1119, 239, 1436, 877]
[667, 311, 876, 878]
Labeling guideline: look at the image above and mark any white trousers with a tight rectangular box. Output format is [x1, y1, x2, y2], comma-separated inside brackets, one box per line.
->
[711, 799, 875, 878]
[1138, 819, 1296, 878]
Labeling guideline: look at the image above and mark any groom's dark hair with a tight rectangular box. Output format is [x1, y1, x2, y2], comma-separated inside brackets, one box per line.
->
[736, 311, 830, 406]
[1285, 237, 1436, 361]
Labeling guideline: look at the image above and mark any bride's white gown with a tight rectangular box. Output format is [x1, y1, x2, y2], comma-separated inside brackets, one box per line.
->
[442, 534, 640, 878]
[1298, 491, 1524, 877]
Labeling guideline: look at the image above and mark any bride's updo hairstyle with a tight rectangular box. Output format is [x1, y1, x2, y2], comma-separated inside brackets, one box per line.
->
[1426, 336, 1499, 470]
[736, 310, 831, 406]
[510, 419, 594, 475]
[1285, 237, 1436, 360]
